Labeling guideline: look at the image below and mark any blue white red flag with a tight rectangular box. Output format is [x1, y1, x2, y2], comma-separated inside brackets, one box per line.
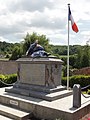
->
[68, 6, 79, 33]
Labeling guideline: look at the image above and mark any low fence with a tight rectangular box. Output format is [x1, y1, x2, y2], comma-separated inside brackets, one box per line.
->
[0, 60, 17, 74]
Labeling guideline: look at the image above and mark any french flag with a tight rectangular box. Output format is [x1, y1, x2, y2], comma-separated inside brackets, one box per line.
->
[68, 6, 79, 33]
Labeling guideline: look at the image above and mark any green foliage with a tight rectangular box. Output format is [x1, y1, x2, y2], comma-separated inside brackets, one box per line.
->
[58, 45, 90, 69]
[23, 32, 50, 54]
[0, 74, 17, 87]
[51, 45, 67, 55]
[51, 45, 82, 56]
[60, 55, 77, 69]
[5, 53, 10, 58]
[0, 36, 90, 68]
[80, 45, 90, 68]
[69, 55, 77, 68]
[9, 45, 23, 60]
[0, 74, 6, 87]
[0, 41, 15, 55]
[74, 45, 90, 68]
[62, 75, 90, 88]
[62, 65, 73, 77]
[4, 74, 17, 83]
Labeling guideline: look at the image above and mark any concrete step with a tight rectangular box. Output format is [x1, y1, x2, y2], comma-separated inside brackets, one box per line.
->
[0, 104, 30, 120]
[0, 115, 13, 120]
[5, 87, 72, 101]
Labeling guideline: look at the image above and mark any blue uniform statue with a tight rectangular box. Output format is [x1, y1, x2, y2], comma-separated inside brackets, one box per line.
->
[26, 40, 50, 57]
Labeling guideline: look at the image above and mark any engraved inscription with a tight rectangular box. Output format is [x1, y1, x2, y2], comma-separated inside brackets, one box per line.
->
[10, 100, 18, 106]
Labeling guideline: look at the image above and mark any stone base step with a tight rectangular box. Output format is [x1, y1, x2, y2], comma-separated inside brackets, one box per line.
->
[0, 104, 30, 120]
[14, 83, 66, 93]
[5, 87, 72, 101]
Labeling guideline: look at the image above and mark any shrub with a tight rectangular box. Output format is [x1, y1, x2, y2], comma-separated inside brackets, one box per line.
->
[62, 75, 90, 88]
[0, 74, 17, 87]
[0, 74, 6, 87]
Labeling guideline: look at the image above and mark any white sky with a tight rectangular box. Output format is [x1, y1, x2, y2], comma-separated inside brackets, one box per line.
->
[0, 0, 90, 45]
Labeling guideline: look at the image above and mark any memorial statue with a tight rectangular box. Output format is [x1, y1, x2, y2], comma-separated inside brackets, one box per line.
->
[26, 40, 50, 57]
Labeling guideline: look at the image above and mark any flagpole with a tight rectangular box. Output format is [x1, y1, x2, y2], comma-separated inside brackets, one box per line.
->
[67, 3, 70, 90]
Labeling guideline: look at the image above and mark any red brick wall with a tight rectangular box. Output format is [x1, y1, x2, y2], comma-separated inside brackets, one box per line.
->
[72, 67, 90, 75]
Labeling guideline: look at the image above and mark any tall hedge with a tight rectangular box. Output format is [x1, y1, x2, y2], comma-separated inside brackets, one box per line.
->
[62, 75, 90, 88]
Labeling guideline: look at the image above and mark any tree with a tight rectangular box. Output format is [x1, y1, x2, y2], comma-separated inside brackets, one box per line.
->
[9, 32, 51, 60]
[0, 41, 14, 55]
[74, 43, 90, 68]
[74, 47, 82, 69]
[80, 45, 90, 68]
[9, 45, 23, 60]
[23, 32, 50, 54]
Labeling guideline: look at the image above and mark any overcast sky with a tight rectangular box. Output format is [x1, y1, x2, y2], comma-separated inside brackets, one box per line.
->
[0, 0, 90, 45]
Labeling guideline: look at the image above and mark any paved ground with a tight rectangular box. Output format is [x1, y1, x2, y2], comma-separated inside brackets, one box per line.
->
[80, 112, 90, 120]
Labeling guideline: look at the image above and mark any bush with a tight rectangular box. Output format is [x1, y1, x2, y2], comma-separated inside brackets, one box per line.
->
[62, 75, 90, 88]
[5, 54, 10, 58]
[0, 74, 6, 87]
[0, 74, 17, 87]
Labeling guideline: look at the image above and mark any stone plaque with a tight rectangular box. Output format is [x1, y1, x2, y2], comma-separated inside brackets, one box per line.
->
[10, 100, 18, 106]
[20, 64, 45, 85]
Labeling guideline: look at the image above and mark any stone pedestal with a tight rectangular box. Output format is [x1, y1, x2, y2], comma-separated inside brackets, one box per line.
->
[5, 57, 71, 101]
[73, 84, 81, 108]
[17, 57, 63, 87]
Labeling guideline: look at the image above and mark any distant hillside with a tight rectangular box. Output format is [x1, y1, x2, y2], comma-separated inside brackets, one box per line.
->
[50, 45, 86, 55]
[0, 41, 90, 58]
[0, 41, 20, 55]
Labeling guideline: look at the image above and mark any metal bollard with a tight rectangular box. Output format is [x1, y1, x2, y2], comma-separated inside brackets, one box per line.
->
[73, 84, 81, 108]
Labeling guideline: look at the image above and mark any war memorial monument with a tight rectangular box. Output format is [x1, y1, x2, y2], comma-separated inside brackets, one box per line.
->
[0, 46, 90, 119]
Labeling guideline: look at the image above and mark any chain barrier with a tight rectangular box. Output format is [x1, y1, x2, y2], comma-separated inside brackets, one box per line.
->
[81, 84, 90, 98]
[0, 79, 17, 86]
[81, 92, 90, 98]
